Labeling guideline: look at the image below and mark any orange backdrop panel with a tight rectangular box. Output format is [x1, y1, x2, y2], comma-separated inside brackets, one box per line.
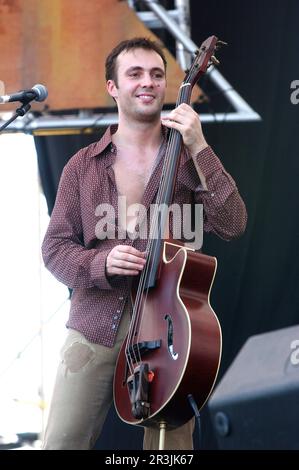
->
[0, 0, 203, 112]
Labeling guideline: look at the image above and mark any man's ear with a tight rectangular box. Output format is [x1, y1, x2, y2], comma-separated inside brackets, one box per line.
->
[107, 80, 118, 100]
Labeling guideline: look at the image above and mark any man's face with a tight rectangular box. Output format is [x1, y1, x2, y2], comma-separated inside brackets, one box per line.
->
[107, 48, 166, 123]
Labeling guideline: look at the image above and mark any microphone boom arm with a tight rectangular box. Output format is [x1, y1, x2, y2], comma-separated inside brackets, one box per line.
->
[0, 102, 32, 133]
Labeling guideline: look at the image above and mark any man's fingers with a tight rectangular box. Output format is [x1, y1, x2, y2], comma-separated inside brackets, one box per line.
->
[162, 119, 183, 131]
[106, 245, 146, 277]
[116, 245, 146, 258]
[111, 259, 145, 270]
[116, 251, 146, 264]
[109, 267, 140, 276]
[162, 104, 198, 124]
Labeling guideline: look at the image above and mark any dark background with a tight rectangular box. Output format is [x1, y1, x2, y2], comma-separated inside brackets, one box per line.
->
[36, 0, 299, 449]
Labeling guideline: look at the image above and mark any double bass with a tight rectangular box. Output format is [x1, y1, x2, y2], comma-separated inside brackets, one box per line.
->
[114, 36, 224, 432]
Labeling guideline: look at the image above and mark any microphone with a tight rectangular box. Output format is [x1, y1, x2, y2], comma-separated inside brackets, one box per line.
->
[0, 84, 48, 104]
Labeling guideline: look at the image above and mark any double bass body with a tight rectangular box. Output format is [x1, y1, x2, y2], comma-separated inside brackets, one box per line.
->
[113, 241, 222, 428]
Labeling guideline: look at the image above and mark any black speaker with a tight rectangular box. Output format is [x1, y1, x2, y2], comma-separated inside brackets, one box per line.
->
[208, 324, 299, 449]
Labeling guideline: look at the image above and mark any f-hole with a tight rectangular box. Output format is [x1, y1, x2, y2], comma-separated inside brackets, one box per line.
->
[164, 314, 178, 360]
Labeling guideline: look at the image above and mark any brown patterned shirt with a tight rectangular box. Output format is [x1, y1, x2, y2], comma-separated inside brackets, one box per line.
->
[42, 126, 247, 346]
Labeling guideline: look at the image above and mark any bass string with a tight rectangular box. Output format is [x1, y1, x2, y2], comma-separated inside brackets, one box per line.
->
[124, 136, 180, 372]
[124, 124, 180, 371]
[124, 82, 193, 373]
[123, 131, 177, 373]
[123, 98, 184, 369]
[124, 84, 191, 371]
[124, 136, 175, 372]
[131, 82, 192, 344]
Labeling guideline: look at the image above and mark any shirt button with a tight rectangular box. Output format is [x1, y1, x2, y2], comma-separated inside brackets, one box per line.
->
[116, 310, 121, 314]
[113, 315, 118, 320]
[112, 324, 116, 329]
[119, 296, 124, 301]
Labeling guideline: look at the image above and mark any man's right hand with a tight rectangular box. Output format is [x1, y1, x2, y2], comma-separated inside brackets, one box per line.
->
[106, 245, 146, 277]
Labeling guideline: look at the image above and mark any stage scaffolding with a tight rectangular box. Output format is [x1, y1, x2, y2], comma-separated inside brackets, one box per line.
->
[0, 0, 260, 135]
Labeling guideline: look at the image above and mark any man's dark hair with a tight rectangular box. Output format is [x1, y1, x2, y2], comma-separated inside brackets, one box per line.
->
[105, 37, 167, 86]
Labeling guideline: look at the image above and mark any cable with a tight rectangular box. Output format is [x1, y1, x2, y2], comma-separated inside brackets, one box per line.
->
[188, 394, 202, 449]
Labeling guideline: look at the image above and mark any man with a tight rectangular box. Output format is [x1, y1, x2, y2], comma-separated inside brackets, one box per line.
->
[42, 37, 247, 450]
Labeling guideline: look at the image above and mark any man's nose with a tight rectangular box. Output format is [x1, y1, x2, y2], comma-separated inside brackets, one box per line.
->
[140, 73, 154, 87]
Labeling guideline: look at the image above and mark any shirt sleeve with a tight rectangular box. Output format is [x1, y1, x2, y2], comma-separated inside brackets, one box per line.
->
[179, 146, 248, 240]
[41, 154, 113, 290]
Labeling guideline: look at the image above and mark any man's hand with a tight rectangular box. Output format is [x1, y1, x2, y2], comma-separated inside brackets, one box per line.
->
[106, 245, 146, 277]
[161, 103, 208, 156]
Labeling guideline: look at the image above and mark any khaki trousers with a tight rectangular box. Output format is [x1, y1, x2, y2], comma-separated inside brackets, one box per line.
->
[43, 304, 194, 450]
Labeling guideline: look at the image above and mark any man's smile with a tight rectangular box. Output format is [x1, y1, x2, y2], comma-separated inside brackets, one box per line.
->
[136, 93, 155, 103]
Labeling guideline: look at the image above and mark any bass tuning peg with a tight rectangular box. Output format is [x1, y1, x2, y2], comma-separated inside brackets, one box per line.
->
[217, 40, 228, 46]
[211, 55, 220, 66]
[216, 40, 228, 50]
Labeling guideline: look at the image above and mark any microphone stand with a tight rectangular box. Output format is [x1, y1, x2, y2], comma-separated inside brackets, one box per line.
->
[0, 101, 32, 133]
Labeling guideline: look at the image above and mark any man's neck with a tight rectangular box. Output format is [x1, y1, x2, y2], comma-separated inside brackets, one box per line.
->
[113, 118, 163, 151]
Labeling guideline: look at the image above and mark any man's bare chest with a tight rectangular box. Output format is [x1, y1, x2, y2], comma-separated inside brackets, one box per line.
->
[113, 155, 155, 206]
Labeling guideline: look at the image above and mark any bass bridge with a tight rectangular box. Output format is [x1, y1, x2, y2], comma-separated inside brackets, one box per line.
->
[126, 340, 161, 419]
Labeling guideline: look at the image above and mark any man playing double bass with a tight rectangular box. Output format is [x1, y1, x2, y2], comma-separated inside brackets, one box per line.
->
[42, 37, 247, 450]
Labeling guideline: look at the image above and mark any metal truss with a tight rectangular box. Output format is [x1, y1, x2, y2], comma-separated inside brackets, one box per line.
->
[139, 0, 260, 123]
[0, 0, 260, 134]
